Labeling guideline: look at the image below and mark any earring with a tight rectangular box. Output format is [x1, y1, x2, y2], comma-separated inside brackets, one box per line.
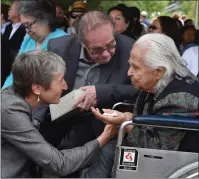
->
[37, 95, 40, 103]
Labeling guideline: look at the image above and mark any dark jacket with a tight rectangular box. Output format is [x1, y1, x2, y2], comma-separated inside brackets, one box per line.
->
[3, 23, 26, 58]
[1, 35, 13, 86]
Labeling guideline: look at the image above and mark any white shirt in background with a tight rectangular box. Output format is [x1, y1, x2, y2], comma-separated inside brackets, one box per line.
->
[67, 26, 76, 35]
[9, 22, 22, 40]
[182, 46, 199, 76]
[1, 22, 11, 35]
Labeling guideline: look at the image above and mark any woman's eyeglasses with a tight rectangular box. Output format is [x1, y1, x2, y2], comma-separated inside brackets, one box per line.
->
[24, 20, 37, 31]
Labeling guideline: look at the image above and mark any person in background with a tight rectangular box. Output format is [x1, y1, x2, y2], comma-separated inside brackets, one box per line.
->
[184, 19, 194, 26]
[1, 3, 11, 35]
[181, 14, 188, 23]
[56, 3, 65, 19]
[150, 17, 157, 24]
[3, 1, 26, 60]
[179, 25, 197, 55]
[194, 29, 199, 45]
[1, 34, 12, 86]
[2, 0, 66, 89]
[55, 3, 69, 31]
[66, 0, 88, 35]
[182, 46, 198, 76]
[149, 16, 181, 53]
[140, 11, 150, 29]
[175, 19, 183, 30]
[1, 50, 118, 178]
[1, 4, 12, 85]
[172, 12, 180, 20]
[172, 12, 184, 28]
[108, 4, 135, 39]
[129, 6, 148, 38]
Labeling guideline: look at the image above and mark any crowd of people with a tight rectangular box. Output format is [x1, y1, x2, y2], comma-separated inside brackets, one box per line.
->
[1, 0, 199, 178]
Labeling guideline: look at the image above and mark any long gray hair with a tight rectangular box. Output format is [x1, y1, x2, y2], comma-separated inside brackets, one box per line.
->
[134, 33, 197, 92]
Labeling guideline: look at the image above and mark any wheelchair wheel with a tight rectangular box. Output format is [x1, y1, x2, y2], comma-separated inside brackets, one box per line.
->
[169, 162, 198, 178]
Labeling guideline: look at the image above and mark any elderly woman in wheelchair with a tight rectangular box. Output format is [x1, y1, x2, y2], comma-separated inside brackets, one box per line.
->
[80, 34, 199, 178]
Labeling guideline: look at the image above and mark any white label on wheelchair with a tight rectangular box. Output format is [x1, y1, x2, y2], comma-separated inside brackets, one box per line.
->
[118, 148, 139, 171]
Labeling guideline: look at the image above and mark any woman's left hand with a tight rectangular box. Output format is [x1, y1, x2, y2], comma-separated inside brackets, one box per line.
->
[91, 107, 127, 124]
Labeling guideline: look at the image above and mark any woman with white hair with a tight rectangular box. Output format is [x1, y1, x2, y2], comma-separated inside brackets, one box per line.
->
[182, 46, 199, 76]
[82, 33, 199, 177]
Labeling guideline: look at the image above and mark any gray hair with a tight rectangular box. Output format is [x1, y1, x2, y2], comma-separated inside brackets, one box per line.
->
[12, 50, 66, 97]
[133, 33, 197, 92]
[18, 0, 57, 31]
[76, 11, 115, 43]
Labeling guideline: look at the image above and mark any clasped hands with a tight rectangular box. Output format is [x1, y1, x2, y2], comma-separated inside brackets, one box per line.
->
[72, 85, 133, 134]
[72, 85, 97, 111]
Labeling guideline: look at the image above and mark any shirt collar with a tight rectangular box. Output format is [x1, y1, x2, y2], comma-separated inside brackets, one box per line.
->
[80, 46, 85, 59]
[79, 46, 99, 66]
[12, 22, 22, 28]
[1, 22, 11, 28]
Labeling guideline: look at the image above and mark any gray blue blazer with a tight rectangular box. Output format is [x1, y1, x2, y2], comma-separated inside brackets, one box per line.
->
[1, 87, 100, 178]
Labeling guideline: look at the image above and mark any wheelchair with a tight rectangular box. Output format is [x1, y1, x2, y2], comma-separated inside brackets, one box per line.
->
[111, 103, 199, 178]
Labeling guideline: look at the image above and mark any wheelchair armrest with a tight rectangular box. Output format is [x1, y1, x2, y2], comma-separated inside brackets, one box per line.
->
[112, 102, 134, 112]
[133, 115, 199, 131]
[112, 102, 134, 109]
[117, 115, 199, 146]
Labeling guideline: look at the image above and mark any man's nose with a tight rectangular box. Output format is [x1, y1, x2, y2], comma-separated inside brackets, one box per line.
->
[101, 49, 111, 57]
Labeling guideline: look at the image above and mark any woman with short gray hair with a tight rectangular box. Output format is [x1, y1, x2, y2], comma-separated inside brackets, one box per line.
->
[2, 0, 67, 89]
[85, 33, 199, 177]
[12, 51, 66, 97]
[1, 50, 118, 178]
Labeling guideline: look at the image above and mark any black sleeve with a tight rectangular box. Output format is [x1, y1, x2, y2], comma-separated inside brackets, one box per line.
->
[95, 84, 138, 108]
[1, 35, 13, 86]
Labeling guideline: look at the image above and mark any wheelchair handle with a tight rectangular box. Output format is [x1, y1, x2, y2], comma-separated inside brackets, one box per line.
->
[118, 120, 133, 146]
[112, 102, 134, 110]
[117, 115, 199, 146]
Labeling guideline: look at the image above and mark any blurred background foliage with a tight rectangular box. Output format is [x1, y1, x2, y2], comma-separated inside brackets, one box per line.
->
[2, 0, 198, 26]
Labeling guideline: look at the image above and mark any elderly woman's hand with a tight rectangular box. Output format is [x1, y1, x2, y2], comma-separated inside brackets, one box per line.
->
[91, 107, 133, 124]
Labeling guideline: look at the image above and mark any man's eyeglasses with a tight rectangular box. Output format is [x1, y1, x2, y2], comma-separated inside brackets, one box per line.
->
[83, 40, 117, 55]
[24, 20, 37, 31]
